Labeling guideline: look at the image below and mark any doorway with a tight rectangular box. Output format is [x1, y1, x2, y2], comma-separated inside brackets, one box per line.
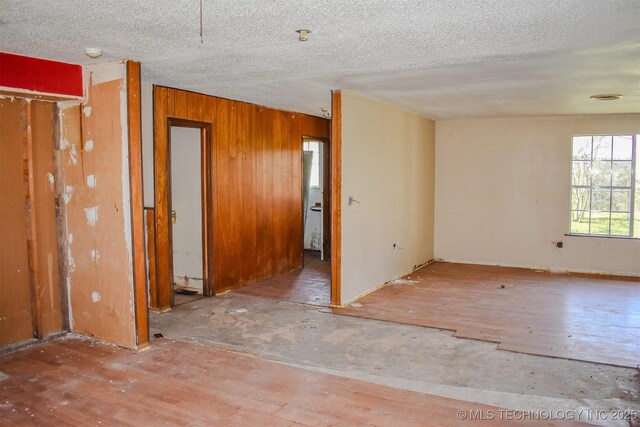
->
[155, 119, 213, 309]
[302, 138, 330, 261]
[235, 137, 331, 306]
[170, 126, 205, 306]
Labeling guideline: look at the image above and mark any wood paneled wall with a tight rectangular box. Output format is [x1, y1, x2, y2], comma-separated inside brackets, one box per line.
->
[0, 98, 63, 349]
[153, 86, 330, 307]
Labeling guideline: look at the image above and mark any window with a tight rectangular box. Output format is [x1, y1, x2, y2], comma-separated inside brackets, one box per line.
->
[570, 135, 639, 237]
[303, 140, 321, 188]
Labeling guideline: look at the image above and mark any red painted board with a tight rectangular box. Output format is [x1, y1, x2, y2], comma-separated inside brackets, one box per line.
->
[0, 52, 83, 97]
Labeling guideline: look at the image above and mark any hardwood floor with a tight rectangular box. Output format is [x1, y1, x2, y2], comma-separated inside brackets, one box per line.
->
[234, 251, 330, 306]
[0, 337, 587, 426]
[327, 262, 640, 368]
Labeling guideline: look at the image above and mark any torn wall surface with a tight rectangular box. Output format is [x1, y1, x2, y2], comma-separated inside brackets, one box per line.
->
[58, 62, 137, 349]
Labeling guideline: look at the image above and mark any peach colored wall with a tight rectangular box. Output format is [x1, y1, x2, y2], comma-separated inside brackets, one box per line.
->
[435, 114, 640, 276]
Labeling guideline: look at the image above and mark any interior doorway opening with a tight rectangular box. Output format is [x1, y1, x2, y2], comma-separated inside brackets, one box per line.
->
[155, 119, 213, 310]
[234, 137, 331, 306]
[169, 126, 205, 306]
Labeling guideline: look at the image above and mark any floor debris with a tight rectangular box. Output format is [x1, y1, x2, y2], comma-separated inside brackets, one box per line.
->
[390, 279, 419, 285]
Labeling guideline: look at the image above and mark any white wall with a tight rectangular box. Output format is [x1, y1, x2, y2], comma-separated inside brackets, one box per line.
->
[341, 90, 436, 303]
[435, 114, 640, 276]
[170, 127, 204, 291]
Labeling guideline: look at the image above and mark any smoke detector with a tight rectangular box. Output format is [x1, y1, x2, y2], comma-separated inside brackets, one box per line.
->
[84, 48, 102, 59]
[590, 94, 623, 101]
[296, 29, 311, 42]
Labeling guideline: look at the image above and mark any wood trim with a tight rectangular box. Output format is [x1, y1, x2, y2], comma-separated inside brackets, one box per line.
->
[322, 138, 331, 259]
[153, 86, 172, 311]
[144, 208, 158, 310]
[126, 61, 149, 347]
[201, 126, 214, 296]
[23, 101, 44, 338]
[330, 91, 342, 306]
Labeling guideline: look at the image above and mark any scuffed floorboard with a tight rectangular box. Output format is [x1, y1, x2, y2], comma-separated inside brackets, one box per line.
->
[327, 262, 640, 368]
[0, 337, 587, 426]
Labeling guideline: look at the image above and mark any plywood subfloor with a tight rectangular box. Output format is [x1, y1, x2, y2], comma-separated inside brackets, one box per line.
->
[327, 262, 640, 368]
[234, 250, 330, 306]
[0, 337, 587, 426]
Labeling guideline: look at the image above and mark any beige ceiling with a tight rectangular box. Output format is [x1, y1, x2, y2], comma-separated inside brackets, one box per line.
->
[1, 0, 639, 119]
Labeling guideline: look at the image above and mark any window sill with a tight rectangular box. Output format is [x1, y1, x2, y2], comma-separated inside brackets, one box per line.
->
[565, 233, 639, 240]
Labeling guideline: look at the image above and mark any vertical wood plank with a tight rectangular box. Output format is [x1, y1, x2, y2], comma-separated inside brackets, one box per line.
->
[23, 101, 44, 339]
[30, 101, 62, 336]
[0, 98, 35, 347]
[53, 104, 70, 332]
[322, 137, 331, 259]
[291, 115, 303, 269]
[144, 208, 158, 309]
[126, 61, 149, 347]
[153, 86, 171, 310]
[330, 91, 342, 306]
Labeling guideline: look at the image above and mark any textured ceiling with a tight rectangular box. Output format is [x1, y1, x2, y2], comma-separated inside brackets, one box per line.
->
[1, 0, 639, 119]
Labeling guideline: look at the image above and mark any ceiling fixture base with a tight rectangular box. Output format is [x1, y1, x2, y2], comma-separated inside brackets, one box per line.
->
[590, 94, 623, 101]
[296, 29, 311, 42]
[84, 48, 102, 59]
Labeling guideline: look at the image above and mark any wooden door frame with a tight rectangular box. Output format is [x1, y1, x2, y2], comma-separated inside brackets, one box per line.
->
[155, 118, 213, 309]
[330, 91, 342, 306]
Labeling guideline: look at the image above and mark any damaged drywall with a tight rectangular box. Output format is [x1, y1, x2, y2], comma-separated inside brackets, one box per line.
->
[58, 61, 136, 349]
[0, 97, 65, 346]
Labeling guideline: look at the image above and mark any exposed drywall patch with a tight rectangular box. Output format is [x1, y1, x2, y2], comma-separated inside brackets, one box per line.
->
[83, 106, 92, 117]
[84, 139, 94, 152]
[91, 291, 101, 303]
[86, 174, 96, 188]
[69, 144, 77, 165]
[46, 172, 55, 190]
[90, 249, 100, 263]
[67, 234, 76, 273]
[63, 185, 73, 204]
[88, 61, 126, 85]
[84, 206, 99, 227]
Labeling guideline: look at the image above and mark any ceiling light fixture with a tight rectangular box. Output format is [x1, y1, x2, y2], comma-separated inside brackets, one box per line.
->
[296, 29, 311, 42]
[84, 48, 102, 59]
[590, 94, 623, 101]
